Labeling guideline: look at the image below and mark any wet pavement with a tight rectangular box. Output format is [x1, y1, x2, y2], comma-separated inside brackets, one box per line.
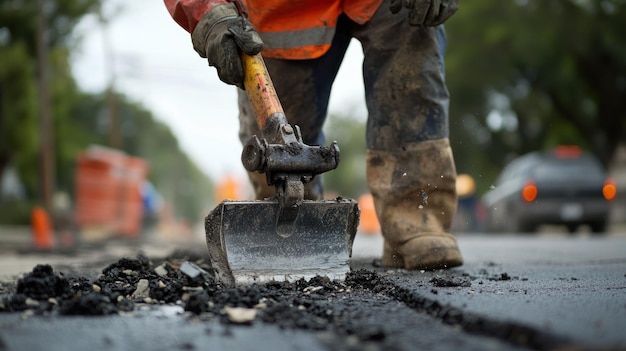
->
[0, 228, 625, 351]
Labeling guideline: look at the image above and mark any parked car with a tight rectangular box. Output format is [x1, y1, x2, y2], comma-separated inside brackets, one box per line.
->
[482, 146, 617, 233]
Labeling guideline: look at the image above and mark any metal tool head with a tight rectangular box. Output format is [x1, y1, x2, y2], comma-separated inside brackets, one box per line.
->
[204, 54, 359, 287]
[205, 198, 359, 286]
[241, 120, 342, 235]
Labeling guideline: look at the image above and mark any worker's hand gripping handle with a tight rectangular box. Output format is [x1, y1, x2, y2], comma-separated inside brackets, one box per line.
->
[240, 52, 339, 179]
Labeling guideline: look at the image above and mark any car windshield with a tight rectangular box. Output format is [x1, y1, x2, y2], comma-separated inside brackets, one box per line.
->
[532, 158, 604, 182]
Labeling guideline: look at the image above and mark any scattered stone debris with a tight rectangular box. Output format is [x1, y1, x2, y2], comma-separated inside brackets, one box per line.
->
[0, 252, 217, 316]
[154, 264, 169, 277]
[474, 268, 522, 282]
[0, 257, 394, 342]
[499, 272, 511, 281]
[0, 254, 347, 328]
[429, 275, 471, 288]
[0, 259, 577, 350]
[60, 293, 119, 315]
[179, 262, 213, 284]
[224, 306, 256, 324]
[131, 279, 150, 299]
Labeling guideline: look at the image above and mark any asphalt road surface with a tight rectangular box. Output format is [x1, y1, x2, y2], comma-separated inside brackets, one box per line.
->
[0, 231, 625, 351]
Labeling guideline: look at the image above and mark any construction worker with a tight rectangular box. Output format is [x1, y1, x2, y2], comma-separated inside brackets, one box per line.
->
[164, 0, 463, 270]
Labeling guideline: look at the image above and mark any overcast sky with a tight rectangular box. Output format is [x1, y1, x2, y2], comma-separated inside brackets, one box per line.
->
[71, 1, 367, 182]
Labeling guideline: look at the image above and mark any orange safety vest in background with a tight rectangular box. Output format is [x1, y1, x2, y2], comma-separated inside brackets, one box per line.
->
[165, 0, 383, 59]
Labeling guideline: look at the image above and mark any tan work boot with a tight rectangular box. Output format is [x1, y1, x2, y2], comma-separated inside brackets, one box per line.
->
[367, 138, 463, 270]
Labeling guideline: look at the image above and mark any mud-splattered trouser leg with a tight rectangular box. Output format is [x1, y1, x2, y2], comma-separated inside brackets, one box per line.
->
[352, 4, 462, 269]
[236, 1, 462, 269]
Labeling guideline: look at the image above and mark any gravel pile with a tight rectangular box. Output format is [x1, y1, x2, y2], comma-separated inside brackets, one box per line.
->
[0, 252, 372, 336]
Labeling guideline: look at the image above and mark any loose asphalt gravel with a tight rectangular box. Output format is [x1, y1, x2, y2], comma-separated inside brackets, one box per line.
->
[0, 232, 625, 351]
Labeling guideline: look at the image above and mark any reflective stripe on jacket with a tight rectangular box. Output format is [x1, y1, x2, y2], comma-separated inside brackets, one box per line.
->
[164, 0, 383, 59]
[242, 0, 382, 59]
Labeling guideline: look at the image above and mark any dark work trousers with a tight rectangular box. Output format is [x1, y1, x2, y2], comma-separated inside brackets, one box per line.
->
[237, 2, 450, 197]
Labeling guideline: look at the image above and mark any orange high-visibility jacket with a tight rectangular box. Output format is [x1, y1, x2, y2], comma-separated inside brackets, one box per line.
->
[165, 0, 383, 59]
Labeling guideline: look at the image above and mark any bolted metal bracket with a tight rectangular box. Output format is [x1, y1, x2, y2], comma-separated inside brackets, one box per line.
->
[240, 122, 341, 237]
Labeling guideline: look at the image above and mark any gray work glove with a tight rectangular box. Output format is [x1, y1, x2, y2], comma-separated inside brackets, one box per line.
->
[389, 0, 459, 26]
[191, 3, 263, 89]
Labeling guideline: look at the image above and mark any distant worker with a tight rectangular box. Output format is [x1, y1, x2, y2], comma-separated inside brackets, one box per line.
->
[52, 192, 77, 249]
[141, 181, 161, 235]
[164, 0, 463, 270]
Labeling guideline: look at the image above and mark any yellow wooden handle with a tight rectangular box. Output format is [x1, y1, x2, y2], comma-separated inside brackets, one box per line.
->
[241, 54, 284, 130]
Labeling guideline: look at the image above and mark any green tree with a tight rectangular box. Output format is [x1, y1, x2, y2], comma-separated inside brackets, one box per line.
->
[0, 0, 101, 198]
[60, 92, 213, 222]
[0, 0, 100, 54]
[445, 0, 626, 191]
[0, 0, 213, 224]
[0, 43, 39, 196]
[323, 113, 368, 198]
[114, 96, 214, 221]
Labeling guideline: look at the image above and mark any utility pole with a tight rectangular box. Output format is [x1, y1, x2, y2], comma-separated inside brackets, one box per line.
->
[99, 4, 122, 150]
[37, 0, 55, 213]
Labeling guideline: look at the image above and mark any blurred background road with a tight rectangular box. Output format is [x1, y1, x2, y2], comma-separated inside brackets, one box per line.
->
[1, 1, 625, 251]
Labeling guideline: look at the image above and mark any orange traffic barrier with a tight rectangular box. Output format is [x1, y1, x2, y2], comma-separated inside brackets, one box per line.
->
[75, 146, 149, 240]
[358, 193, 380, 235]
[31, 206, 55, 250]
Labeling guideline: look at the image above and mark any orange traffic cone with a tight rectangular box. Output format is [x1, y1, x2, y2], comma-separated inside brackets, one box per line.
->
[358, 193, 381, 235]
[215, 175, 243, 203]
[31, 206, 55, 250]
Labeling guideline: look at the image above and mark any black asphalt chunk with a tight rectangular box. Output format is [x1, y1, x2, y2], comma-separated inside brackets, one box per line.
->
[0, 294, 28, 312]
[60, 292, 118, 315]
[16, 264, 72, 300]
[429, 275, 472, 287]
[184, 290, 210, 314]
[102, 255, 151, 276]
